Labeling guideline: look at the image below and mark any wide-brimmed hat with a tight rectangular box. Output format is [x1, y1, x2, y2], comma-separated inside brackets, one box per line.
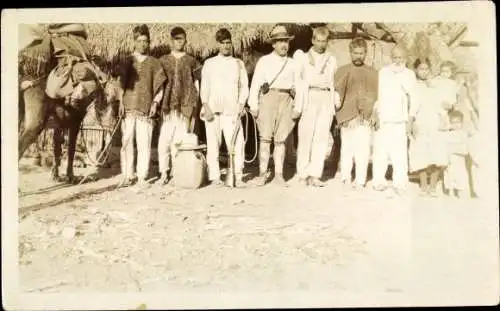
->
[268, 25, 295, 42]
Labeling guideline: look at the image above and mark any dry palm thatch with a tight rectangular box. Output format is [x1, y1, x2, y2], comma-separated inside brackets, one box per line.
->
[17, 23, 276, 77]
[19, 22, 472, 79]
[85, 23, 312, 61]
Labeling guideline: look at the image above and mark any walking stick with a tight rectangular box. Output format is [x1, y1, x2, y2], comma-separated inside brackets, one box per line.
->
[226, 108, 245, 188]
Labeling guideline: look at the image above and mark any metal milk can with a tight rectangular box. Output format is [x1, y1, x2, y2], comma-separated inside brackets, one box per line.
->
[172, 133, 207, 189]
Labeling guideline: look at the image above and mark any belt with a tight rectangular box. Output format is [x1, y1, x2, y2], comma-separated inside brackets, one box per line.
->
[309, 86, 331, 92]
[269, 88, 291, 93]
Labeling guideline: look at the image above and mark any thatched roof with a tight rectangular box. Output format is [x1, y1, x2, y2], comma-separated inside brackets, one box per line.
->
[19, 22, 473, 77]
[85, 23, 316, 60]
[19, 22, 383, 62]
[19, 23, 313, 75]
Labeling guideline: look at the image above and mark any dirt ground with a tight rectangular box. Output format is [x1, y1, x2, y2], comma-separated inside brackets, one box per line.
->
[16, 155, 498, 307]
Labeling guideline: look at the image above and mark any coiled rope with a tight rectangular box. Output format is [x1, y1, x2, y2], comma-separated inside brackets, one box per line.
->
[241, 108, 258, 164]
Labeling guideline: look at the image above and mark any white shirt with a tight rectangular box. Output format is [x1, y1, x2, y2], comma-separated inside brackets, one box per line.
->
[294, 48, 338, 114]
[301, 48, 337, 88]
[376, 63, 417, 123]
[200, 54, 249, 116]
[171, 51, 186, 59]
[133, 51, 147, 63]
[248, 51, 301, 112]
[431, 76, 460, 109]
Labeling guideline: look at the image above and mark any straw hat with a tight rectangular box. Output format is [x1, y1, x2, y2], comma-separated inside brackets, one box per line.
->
[268, 25, 295, 42]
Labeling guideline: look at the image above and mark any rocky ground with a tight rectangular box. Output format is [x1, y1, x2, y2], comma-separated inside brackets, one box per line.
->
[15, 156, 499, 308]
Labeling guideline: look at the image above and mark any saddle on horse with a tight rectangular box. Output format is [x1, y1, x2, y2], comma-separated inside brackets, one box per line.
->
[44, 24, 106, 106]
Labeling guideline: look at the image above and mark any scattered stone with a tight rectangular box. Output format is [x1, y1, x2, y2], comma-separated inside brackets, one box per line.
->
[61, 227, 76, 240]
[109, 210, 130, 222]
[48, 225, 60, 236]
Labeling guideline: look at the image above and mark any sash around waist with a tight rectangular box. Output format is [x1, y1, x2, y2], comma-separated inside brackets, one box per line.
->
[309, 86, 331, 92]
[269, 88, 292, 93]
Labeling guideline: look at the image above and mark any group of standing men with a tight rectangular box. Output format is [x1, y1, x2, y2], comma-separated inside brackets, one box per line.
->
[117, 23, 437, 194]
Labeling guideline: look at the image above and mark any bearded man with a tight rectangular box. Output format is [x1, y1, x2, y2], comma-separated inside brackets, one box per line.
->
[334, 37, 378, 190]
[372, 45, 417, 194]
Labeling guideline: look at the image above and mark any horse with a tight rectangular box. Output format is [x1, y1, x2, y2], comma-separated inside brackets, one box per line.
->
[18, 72, 120, 183]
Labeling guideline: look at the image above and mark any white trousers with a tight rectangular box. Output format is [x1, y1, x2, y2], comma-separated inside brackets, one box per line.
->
[372, 122, 409, 189]
[120, 115, 153, 180]
[158, 111, 189, 174]
[340, 123, 372, 185]
[444, 154, 469, 191]
[296, 91, 335, 179]
[205, 114, 245, 181]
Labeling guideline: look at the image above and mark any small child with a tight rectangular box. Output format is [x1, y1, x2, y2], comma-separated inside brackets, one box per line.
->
[433, 60, 460, 103]
[431, 61, 461, 130]
[443, 109, 470, 198]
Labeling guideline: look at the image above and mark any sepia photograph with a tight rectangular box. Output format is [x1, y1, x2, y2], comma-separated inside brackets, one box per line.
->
[2, 2, 499, 310]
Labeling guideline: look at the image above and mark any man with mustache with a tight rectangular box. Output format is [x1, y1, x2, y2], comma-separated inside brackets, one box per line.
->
[334, 37, 378, 190]
[248, 24, 301, 187]
[294, 26, 339, 187]
[372, 45, 417, 194]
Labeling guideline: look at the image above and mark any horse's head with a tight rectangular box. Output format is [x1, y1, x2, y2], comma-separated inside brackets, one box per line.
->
[90, 74, 122, 130]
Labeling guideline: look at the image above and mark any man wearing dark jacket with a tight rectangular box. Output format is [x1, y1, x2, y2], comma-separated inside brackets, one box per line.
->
[119, 24, 167, 188]
[334, 37, 378, 190]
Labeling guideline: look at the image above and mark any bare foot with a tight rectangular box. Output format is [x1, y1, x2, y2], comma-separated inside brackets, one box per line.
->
[117, 178, 134, 188]
[158, 172, 171, 185]
[273, 175, 289, 187]
[251, 174, 267, 187]
[309, 177, 325, 187]
[211, 179, 224, 187]
[298, 177, 310, 186]
[373, 184, 387, 192]
[234, 179, 246, 188]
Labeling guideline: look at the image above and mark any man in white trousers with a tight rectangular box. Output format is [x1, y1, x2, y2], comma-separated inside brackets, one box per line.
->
[294, 26, 339, 187]
[372, 45, 417, 194]
[119, 24, 167, 188]
[334, 37, 378, 190]
[157, 26, 202, 185]
[200, 28, 249, 187]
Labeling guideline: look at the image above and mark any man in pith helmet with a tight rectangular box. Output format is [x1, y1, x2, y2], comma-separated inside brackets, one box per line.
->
[248, 24, 302, 187]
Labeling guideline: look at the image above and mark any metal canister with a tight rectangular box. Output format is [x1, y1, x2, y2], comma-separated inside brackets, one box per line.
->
[172, 134, 207, 189]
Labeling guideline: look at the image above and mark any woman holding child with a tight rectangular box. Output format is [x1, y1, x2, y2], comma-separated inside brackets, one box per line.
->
[408, 58, 450, 197]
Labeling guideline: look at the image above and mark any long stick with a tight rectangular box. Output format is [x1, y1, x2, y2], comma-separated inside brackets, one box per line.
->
[227, 110, 244, 188]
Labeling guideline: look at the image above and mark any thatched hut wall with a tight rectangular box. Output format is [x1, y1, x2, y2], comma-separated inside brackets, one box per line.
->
[376, 22, 467, 73]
